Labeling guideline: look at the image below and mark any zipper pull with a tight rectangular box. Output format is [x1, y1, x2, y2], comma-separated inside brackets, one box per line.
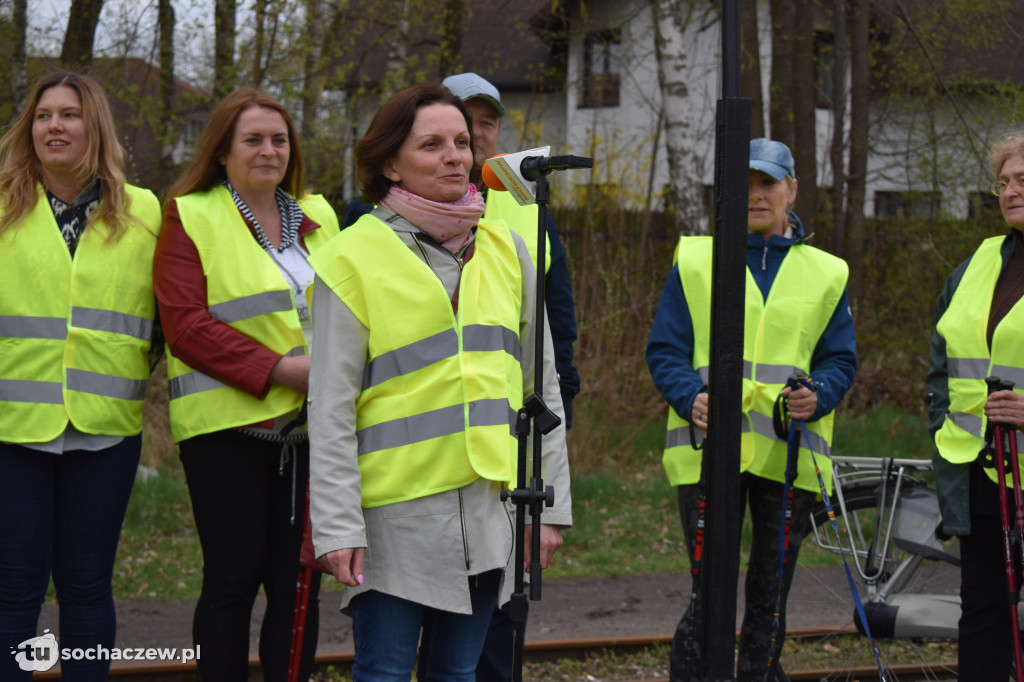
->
[456, 256, 464, 271]
[762, 246, 768, 271]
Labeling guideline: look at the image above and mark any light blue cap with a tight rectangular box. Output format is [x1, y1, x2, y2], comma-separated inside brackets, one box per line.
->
[749, 138, 796, 180]
[442, 72, 507, 118]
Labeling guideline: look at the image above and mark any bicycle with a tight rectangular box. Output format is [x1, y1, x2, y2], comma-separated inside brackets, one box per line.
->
[788, 454, 962, 680]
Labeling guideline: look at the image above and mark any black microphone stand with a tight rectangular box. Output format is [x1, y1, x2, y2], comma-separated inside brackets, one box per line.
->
[501, 155, 590, 682]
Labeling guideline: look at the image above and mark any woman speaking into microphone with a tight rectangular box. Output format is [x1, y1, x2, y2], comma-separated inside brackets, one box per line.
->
[306, 82, 572, 680]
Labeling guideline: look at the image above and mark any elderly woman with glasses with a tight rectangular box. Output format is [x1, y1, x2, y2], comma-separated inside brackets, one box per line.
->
[929, 131, 1024, 681]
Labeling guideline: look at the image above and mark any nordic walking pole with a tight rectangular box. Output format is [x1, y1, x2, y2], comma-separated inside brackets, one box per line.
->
[986, 375, 1024, 682]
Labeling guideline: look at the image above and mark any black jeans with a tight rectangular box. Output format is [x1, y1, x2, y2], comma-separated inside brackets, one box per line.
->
[958, 461, 1022, 681]
[180, 430, 321, 682]
[671, 473, 814, 682]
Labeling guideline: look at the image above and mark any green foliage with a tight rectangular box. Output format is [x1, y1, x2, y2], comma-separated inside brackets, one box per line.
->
[115, 461, 202, 601]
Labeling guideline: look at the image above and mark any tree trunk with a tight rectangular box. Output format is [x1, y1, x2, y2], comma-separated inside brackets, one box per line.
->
[768, 0, 794, 148]
[252, 0, 269, 87]
[437, 0, 464, 78]
[157, 0, 176, 193]
[301, 0, 326, 140]
[741, 0, 764, 138]
[791, 0, 817, 235]
[829, 0, 848, 256]
[60, 0, 104, 69]
[649, 0, 707, 231]
[844, 0, 869, 306]
[10, 0, 26, 117]
[214, 0, 236, 98]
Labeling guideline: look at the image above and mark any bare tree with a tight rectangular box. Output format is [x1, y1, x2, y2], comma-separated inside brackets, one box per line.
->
[157, 0, 176, 191]
[791, 0, 817, 235]
[829, 0, 848, 255]
[768, 0, 794, 147]
[60, 0, 105, 68]
[649, 0, 710, 228]
[741, 0, 764, 138]
[844, 0, 869, 304]
[214, 0, 236, 98]
[10, 0, 26, 115]
[301, 0, 327, 140]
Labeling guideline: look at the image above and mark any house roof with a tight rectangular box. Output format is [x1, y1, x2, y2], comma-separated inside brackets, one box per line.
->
[326, 0, 565, 94]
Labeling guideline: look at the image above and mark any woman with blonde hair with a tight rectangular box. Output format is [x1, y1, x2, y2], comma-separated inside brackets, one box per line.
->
[154, 87, 338, 681]
[930, 130, 1024, 680]
[0, 69, 162, 681]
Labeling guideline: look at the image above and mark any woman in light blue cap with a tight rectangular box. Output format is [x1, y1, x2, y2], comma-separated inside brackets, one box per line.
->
[647, 138, 857, 680]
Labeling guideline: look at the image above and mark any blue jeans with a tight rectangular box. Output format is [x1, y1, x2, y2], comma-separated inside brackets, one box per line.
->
[350, 569, 501, 682]
[0, 436, 141, 682]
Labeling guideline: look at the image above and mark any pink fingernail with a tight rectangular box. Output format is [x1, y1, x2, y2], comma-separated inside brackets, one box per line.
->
[357, 574, 364, 585]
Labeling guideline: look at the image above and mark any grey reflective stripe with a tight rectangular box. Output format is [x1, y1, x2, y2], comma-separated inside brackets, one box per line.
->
[285, 346, 305, 357]
[743, 360, 753, 380]
[666, 426, 702, 449]
[168, 371, 227, 400]
[696, 363, 753, 383]
[949, 411, 983, 438]
[948, 357, 989, 380]
[208, 290, 293, 323]
[463, 324, 521, 361]
[362, 326, 520, 391]
[72, 306, 152, 341]
[66, 369, 148, 401]
[755, 364, 806, 385]
[991, 364, 1024, 389]
[0, 315, 67, 340]
[0, 379, 63, 404]
[357, 399, 513, 455]
[749, 411, 830, 456]
[363, 329, 458, 390]
[468, 398, 516, 436]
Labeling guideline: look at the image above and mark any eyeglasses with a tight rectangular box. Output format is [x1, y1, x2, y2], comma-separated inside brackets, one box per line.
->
[990, 175, 1024, 196]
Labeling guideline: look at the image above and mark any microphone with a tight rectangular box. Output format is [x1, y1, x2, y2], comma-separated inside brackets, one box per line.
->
[483, 147, 593, 206]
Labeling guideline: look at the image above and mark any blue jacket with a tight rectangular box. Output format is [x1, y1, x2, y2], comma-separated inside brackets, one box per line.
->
[646, 214, 857, 427]
[340, 195, 581, 426]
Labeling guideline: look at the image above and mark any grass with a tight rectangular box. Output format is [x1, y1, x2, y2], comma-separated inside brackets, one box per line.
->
[105, 400, 936, 599]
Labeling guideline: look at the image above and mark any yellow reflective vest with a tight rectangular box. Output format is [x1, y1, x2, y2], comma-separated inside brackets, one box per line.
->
[165, 186, 338, 442]
[0, 183, 161, 443]
[663, 236, 847, 494]
[483, 189, 551, 274]
[309, 214, 523, 508]
[935, 235, 1024, 486]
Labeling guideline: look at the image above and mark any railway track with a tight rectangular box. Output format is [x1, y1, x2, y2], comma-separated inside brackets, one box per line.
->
[29, 629, 956, 681]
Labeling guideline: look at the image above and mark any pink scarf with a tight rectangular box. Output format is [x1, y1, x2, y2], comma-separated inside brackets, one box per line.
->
[379, 185, 486, 254]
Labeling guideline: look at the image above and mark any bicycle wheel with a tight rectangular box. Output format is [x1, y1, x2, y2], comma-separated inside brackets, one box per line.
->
[785, 476, 960, 681]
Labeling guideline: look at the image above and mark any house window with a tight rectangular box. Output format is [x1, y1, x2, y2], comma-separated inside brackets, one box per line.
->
[580, 29, 621, 108]
[967, 191, 1000, 221]
[814, 31, 835, 110]
[874, 191, 941, 219]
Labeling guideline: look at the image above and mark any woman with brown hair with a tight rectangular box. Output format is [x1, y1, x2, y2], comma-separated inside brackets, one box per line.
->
[307, 82, 572, 680]
[0, 69, 161, 681]
[154, 87, 338, 681]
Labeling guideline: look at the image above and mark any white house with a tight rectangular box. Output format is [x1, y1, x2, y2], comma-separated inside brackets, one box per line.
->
[539, 0, 1023, 222]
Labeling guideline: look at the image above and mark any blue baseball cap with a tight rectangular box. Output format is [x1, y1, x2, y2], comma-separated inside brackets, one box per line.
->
[442, 72, 507, 118]
[749, 138, 796, 180]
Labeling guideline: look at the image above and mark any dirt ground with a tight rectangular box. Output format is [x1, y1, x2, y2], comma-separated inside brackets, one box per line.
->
[37, 564, 955, 662]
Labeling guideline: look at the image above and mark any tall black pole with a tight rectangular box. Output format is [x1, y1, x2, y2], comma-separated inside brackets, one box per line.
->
[703, 0, 749, 679]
